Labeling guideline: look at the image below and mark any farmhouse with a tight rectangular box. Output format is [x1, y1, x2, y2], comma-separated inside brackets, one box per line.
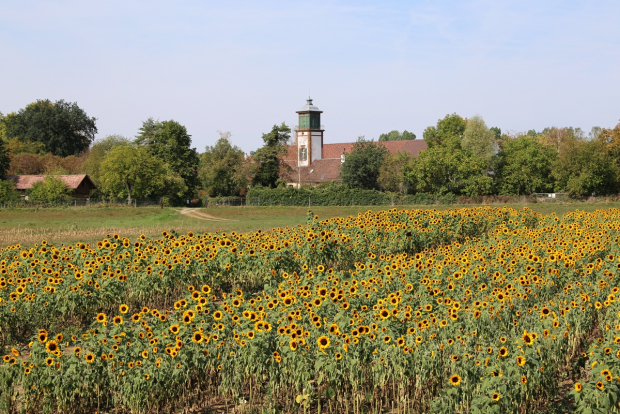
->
[283, 98, 426, 187]
[5, 174, 97, 198]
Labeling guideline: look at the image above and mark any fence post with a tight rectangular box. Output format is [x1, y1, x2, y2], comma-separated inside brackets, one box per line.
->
[309, 196, 311, 207]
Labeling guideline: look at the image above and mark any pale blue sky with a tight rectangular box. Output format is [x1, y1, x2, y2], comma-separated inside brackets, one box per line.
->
[1, 1, 619, 153]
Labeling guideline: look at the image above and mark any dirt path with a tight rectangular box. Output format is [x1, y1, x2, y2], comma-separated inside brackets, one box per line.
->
[176, 209, 238, 222]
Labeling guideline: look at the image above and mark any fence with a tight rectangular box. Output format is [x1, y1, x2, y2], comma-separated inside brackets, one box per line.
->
[0, 198, 164, 209]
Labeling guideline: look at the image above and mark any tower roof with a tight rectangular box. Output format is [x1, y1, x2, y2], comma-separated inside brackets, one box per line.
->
[297, 97, 322, 113]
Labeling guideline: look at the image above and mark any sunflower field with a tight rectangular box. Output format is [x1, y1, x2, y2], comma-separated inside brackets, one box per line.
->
[1, 206, 620, 413]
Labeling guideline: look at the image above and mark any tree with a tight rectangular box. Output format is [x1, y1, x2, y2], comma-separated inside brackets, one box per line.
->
[403, 145, 492, 197]
[422, 113, 466, 149]
[199, 132, 249, 197]
[598, 121, 620, 160]
[339, 137, 389, 190]
[0, 179, 19, 204]
[99, 145, 187, 204]
[0, 137, 9, 177]
[135, 119, 199, 201]
[495, 135, 556, 195]
[462, 115, 497, 163]
[82, 134, 131, 188]
[378, 152, 411, 193]
[552, 138, 618, 197]
[5, 99, 97, 157]
[8, 153, 44, 175]
[28, 176, 70, 204]
[251, 123, 291, 188]
[490, 127, 502, 141]
[378, 130, 416, 141]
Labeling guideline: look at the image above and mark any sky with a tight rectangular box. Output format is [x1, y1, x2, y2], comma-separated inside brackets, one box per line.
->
[1, 0, 619, 154]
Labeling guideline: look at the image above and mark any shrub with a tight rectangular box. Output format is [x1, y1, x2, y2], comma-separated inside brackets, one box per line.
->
[27, 176, 70, 204]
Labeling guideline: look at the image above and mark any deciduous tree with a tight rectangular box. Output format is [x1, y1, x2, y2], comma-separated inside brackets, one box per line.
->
[378, 130, 416, 141]
[339, 137, 389, 190]
[495, 135, 556, 195]
[199, 132, 249, 197]
[99, 145, 187, 204]
[5, 100, 97, 157]
[422, 113, 466, 149]
[135, 119, 199, 201]
[251, 123, 291, 188]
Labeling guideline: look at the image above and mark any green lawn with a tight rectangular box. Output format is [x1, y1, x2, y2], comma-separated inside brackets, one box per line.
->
[2, 201, 619, 247]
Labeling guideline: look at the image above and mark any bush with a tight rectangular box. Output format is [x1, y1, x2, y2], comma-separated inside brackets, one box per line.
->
[28, 176, 70, 204]
[245, 185, 457, 206]
[0, 180, 20, 204]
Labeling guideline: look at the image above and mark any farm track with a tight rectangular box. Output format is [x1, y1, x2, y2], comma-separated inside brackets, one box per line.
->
[177, 208, 238, 222]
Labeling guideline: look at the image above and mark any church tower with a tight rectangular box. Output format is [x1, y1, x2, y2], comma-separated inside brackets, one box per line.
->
[295, 97, 323, 167]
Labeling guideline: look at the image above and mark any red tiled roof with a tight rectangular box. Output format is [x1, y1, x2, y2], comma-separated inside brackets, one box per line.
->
[283, 159, 344, 183]
[5, 175, 96, 190]
[282, 140, 427, 184]
[284, 139, 427, 162]
[322, 140, 426, 158]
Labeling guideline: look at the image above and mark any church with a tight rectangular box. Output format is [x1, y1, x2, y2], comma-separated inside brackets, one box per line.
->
[283, 98, 427, 187]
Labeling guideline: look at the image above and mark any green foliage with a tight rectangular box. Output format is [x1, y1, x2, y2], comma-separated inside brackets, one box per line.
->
[245, 184, 456, 206]
[490, 127, 502, 141]
[5, 99, 97, 157]
[27, 176, 70, 203]
[199, 133, 248, 197]
[404, 145, 492, 197]
[423, 113, 467, 149]
[462, 115, 497, 163]
[552, 138, 619, 197]
[0, 179, 19, 203]
[496, 135, 556, 195]
[135, 118, 199, 201]
[378, 130, 416, 141]
[251, 123, 291, 189]
[99, 145, 187, 203]
[82, 134, 131, 189]
[378, 152, 411, 193]
[0, 137, 9, 177]
[339, 137, 389, 190]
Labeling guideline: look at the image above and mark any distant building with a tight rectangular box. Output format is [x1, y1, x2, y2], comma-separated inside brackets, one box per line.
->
[282, 98, 427, 187]
[5, 174, 97, 198]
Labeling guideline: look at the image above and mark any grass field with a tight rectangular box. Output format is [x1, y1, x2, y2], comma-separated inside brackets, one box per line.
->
[2, 200, 620, 246]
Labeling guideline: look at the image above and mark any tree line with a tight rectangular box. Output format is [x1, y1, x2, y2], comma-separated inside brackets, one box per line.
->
[1, 99, 619, 205]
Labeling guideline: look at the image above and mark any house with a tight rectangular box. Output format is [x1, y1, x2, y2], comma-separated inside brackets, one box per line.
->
[5, 174, 97, 198]
[282, 98, 427, 187]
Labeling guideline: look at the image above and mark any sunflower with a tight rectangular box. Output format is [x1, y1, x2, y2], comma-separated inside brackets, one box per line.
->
[45, 340, 59, 354]
[289, 340, 298, 351]
[317, 336, 330, 349]
[574, 383, 582, 392]
[213, 311, 223, 320]
[96, 313, 107, 323]
[192, 332, 204, 343]
[596, 381, 605, 390]
[491, 392, 500, 401]
[113, 316, 123, 326]
[85, 354, 95, 363]
[449, 374, 461, 386]
[516, 356, 526, 367]
[119, 304, 129, 314]
[521, 376, 527, 385]
[45, 357, 54, 366]
[498, 347, 508, 357]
